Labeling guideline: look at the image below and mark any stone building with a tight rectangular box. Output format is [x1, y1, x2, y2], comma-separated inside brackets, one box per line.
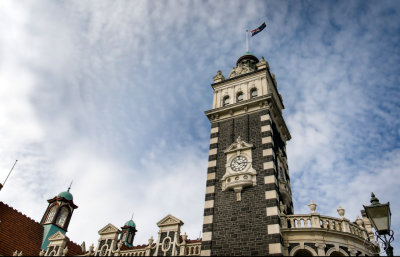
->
[0, 52, 380, 256]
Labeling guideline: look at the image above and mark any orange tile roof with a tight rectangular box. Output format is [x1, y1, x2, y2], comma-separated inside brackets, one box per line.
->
[0, 202, 43, 256]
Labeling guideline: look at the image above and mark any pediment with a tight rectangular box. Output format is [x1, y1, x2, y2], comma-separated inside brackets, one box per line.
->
[157, 214, 184, 227]
[224, 136, 253, 153]
[48, 231, 67, 241]
[98, 223, 120, 235]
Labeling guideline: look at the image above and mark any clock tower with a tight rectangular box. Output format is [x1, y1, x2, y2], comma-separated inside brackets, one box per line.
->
[201, 52, 293, 256]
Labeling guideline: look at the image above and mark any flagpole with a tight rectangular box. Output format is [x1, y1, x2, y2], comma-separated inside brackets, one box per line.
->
[0, 160, 18, 191]
[246, 30, 249, 52]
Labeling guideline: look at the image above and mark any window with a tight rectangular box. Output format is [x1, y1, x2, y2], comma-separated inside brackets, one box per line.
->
[45, 205, 58, 224]
[279, 167, 285, 181]
[236, 92, 243, 102]
[223, 95, 230, 106]
[250, 88, 258, 98]
[55, 207, 69, 227]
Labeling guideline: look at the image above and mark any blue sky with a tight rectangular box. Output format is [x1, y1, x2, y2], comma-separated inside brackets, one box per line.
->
[0, 0, 399, 253]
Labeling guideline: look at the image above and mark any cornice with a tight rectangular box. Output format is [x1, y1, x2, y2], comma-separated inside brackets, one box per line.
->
[205, 94, 291, 141]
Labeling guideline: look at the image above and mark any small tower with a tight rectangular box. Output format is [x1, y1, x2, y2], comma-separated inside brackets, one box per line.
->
[40, 186, 78, 250]
[120, 218, 137, 247]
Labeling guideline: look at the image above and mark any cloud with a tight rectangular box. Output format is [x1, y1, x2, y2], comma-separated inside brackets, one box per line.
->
[0, 0, 399, 252]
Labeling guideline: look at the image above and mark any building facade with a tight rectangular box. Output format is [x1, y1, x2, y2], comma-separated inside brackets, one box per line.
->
[0, 52, 380, 256]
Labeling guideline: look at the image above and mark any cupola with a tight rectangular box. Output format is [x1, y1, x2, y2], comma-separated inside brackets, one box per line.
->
[120, 218, 137, 247]
[40, 185, 78, 250]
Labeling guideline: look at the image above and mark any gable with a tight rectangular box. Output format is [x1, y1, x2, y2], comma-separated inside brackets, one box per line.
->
[48, 231, 67, 241]
[157, 214, 184, 227]
[98, 223, 120, 235]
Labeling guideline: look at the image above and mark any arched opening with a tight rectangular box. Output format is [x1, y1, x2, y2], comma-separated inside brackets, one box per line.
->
[250, 88, 258, 98]
[236, 92, 243, 102]
[330, 251, 346, 256]
[44, 204, 58, 224]
[223, 95, 230, 106]
[294, 249, 314, 256]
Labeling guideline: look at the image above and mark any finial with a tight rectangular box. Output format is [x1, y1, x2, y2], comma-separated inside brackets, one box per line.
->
[308, 200, 317, 213]
[131, 212, 134, 220]
[337, 206, 345, 219]
[370, 192, 380, 206]
[68, 180, 73, 192]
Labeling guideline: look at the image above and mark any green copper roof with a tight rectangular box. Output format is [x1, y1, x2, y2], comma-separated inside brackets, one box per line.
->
[58, 190, 73, 201]
[243, 51, 254, 56]
[125, 219, 136, 227]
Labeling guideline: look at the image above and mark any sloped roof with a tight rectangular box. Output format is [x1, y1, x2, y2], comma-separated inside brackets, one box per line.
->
[0, 201, 84, 256]
[0, 202, 43, 256]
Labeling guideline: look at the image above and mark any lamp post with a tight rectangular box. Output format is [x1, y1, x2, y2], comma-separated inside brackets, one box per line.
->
[363, 192, 394, 256]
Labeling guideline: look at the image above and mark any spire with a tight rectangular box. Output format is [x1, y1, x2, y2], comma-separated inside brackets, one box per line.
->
[68, 180, 73, 192]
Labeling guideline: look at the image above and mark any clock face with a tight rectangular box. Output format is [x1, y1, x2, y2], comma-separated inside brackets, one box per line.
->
[230, 156, 248, 172]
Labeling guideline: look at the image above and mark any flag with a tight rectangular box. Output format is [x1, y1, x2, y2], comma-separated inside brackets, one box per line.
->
[250, 22, 266, 37]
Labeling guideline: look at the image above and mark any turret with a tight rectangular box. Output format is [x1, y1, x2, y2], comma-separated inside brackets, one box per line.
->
[40, 186, 78, 250]
[120, 219, 137, 247]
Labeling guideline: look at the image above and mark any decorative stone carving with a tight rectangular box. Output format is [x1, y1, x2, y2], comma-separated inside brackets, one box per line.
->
[256, 56, 269, 70]
[337, 206, 345, 219]
[222, 136, 257, 201]
[308, 200, 317, 213]
[356, 216, 364, 227]
[213, 70, 225, 83]
[148, 236, 154, 245]
[62, 246, 69, 256]
[228, 63, 255, 79]
[39, 250, 45, 256]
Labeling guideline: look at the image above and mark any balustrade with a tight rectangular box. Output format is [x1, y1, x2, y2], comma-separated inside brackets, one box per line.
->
[282, 213, 368, 240]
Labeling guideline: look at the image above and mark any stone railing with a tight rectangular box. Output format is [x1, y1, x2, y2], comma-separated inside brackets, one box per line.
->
[281, 214, 368, 240]
[119, 249, 147, 256]
[281, 201, 370, 241]
[184, 242, 201, 256]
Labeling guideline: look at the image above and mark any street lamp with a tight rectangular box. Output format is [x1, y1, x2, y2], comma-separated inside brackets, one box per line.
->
[363, 192, 394, 256]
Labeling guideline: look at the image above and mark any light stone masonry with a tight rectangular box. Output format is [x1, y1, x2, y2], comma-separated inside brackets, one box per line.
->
[265, 190, 277, 200]
[266, 206, 279, 216]
[263, 161, 275, 170]
[204, 200, 214, 209]
[210, 127, 219, 134]
[262, 137, 272, 144]
[208, 148, 217, 156]
[205, 186, 215, 194]
[267, 224, 281, 234]
[207, 173, 215, 180]
[208, 160, 216, 168]
[269, 243, 283, 254]
[260, 114, 270, 121]
[261, 125, 271, 132]
[210, 137, 218, 144]
[202, 232, 212, 241]
[263, 149, 274, 157]
[203, 215, 213, 224]
[200, 250, 211, 256]
[264, 175, 276, 185]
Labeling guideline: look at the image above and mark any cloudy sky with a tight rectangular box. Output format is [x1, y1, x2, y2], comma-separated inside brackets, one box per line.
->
[1, 0, 399, 253]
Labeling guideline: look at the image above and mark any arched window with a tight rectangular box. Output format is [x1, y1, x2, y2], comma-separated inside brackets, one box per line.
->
[45, 205, 58, 224]
[250, 88, 258, 98]
[55, 207, 69, 227]
[100, 245, 108, 256]
[223, 95, 230, 106]
[236, 92, 243, 102]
